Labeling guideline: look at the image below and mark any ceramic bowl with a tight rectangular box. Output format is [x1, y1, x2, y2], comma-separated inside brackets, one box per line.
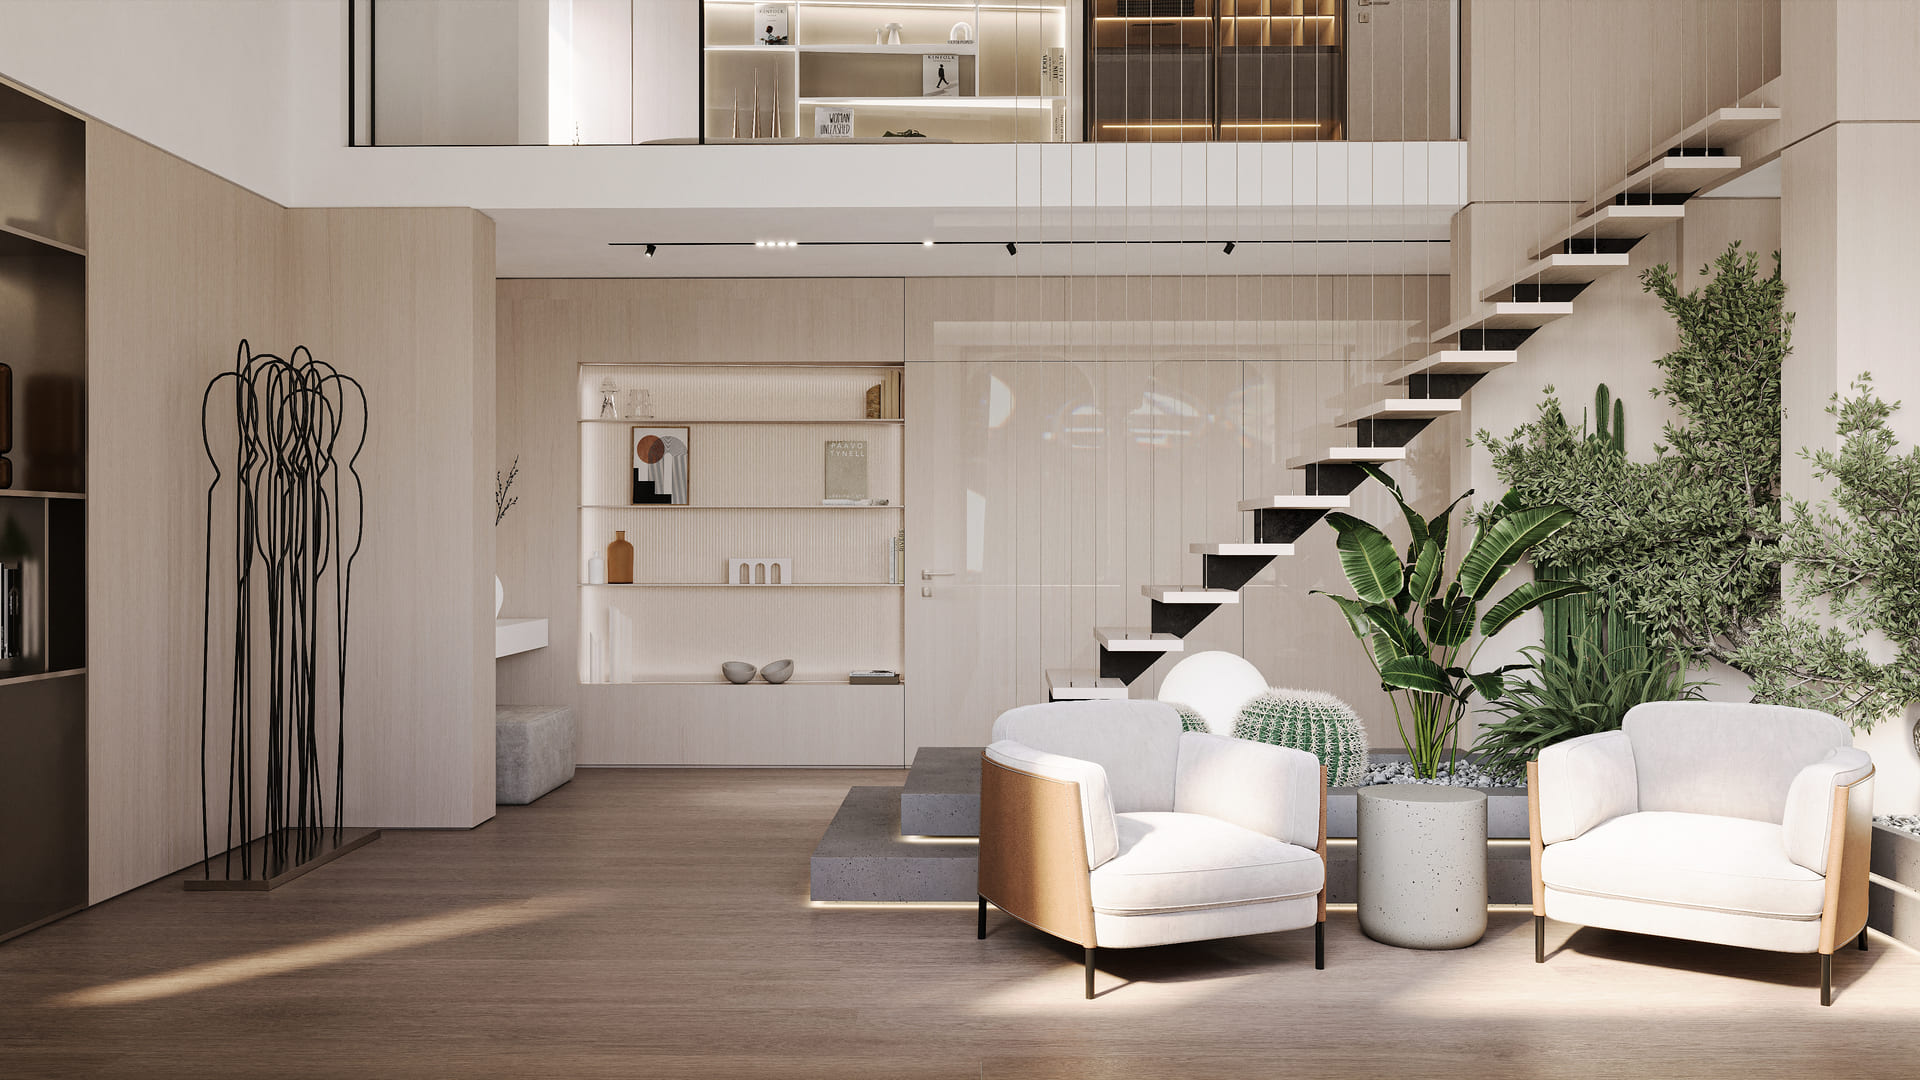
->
[722, 661, 757, 684]
[760, 659, 794, 684]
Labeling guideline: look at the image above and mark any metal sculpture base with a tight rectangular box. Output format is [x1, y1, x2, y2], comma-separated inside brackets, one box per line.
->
[186, 828, 380, 892]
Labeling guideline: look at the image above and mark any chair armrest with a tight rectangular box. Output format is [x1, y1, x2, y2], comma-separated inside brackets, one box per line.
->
[1536, 730, 1639, 844]
[1173, 732, 1322, 851]
[984, 740, 1118, 868]
[1784, 747, 1874, 875]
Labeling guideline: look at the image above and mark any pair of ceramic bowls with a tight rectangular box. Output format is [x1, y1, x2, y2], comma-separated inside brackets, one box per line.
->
[722, 659, 792, 684]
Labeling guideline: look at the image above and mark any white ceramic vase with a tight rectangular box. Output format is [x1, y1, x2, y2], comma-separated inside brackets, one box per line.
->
[495, 575, 503, 617]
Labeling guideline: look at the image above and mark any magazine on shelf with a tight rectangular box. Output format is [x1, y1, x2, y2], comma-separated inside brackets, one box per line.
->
[754, 5, 789, 46]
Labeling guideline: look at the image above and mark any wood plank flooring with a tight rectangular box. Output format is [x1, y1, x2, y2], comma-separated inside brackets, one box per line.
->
[1, 768, 1916, 1079]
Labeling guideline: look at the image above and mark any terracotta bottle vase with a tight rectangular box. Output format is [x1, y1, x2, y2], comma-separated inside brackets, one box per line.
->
[607, 530, 634, 585]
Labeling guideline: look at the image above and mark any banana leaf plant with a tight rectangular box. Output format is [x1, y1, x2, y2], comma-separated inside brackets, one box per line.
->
[1312, 465, 1587, 779]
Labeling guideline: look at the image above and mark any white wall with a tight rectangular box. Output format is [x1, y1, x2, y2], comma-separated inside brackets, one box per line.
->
[373, 0, 547, 146]
[0, 0, 294, 203]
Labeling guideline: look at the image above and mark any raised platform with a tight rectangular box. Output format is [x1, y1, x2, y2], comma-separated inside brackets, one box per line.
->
[899, 746, 981, 837]
[1869, 823, 1920, 951]
[809, 786, 978, 902]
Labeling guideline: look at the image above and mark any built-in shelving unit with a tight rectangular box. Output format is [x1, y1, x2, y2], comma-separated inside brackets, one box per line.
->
[0, 79, 88, 944]
[703, 1, 1076, 142]
[577, 364, 905, 692]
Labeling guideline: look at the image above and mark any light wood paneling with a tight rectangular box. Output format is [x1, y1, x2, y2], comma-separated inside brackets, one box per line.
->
[574, 683, 903, 765]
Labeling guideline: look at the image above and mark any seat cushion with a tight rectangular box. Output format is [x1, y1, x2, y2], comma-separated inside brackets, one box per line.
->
[1089, 811, 1324, 917]
[1541, 811, 1826, 921]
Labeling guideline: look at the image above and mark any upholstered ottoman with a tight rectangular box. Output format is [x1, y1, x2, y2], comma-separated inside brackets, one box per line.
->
[496, 705, 575, 805]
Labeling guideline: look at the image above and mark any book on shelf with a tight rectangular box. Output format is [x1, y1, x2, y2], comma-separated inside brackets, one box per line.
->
[1040, 47, 1066, 97]
[849, 670, 901, 685]
[824, 439, 868, 502]
[874, 369, 902, 419]
[923, 54, 960, 98]
[754, 4, 790, 45]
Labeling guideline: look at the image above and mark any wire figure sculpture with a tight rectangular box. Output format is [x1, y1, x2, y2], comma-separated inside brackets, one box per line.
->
[198, 340, 367, 880]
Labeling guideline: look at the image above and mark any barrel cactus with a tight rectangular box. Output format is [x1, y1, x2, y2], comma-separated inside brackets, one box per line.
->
[1165, 701, 1210, 734]
[1231, 689, 1369, 787]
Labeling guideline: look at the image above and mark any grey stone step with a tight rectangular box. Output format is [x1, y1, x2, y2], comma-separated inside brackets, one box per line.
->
[1869, 824, 1920, 951]
[1329, 784, 1530, 840]
[1326, 838, 1533, 906]
[899, 746, 981, 837]
[810, 786, 978, 902]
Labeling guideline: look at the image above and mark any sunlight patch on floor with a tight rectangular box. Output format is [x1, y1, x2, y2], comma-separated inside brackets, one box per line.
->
[55, 891, 605, 1007]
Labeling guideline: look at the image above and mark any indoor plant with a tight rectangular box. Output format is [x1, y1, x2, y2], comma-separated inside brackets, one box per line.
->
[1314, 465, 1585, 779]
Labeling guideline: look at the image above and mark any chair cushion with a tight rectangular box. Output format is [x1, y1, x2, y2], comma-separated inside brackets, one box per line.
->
[1541, 811, 1826, 921]
[1622, 701, 1851, 824]
[1089, 811, 1324, 916]
[992, 700, 1182, 812]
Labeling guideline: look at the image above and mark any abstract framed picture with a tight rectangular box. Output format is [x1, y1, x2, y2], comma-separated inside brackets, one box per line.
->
[631, 427, 690, 505]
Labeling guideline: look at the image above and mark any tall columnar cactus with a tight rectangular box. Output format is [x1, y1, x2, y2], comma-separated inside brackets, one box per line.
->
[1166, 702, 1210, 734]
[1590, 383, 1626, 455]
[1231, 689, 1369, 787]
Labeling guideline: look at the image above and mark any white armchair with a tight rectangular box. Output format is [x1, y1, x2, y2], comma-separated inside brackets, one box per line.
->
[977, 699, 1327, 998]
[1528, 701, 1875, 1005]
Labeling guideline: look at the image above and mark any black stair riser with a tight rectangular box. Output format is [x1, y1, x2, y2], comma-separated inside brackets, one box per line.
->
[1150, 600, 1224, 637]
[1611, 191, 1692, 206]
[1556, 237, 1639, 255]
[1300, 463, 1369, 497]
[1253, 508, 1330, 544]
[1099, 647, 1165, 684]
[1202, 553, 1279, 592]
[1666, 146, 1728, 158]
[1351, 417, 1433, 448]
[1403, 373, 1483, 399]
[1459, 327, 1537, 350]
[1506, 282, 1589, 303]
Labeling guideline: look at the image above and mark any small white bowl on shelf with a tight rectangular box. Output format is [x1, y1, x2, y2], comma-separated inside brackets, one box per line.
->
[722, 661, 757, 684]
[760, 659, 794, 684]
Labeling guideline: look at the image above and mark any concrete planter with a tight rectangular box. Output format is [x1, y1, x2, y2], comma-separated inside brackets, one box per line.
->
[1869, 823, 1920, 950]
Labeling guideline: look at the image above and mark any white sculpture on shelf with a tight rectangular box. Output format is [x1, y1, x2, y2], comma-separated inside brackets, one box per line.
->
[729, 557, 793, 585]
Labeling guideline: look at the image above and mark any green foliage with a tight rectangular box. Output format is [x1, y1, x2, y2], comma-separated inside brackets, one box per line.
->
[1232, 689, 1370, 787]
[1735, 377, 1920, 729]
[1478, 243, 1788, 666]
[1167, 701, 1211, 734]
[1470, 635, 1707, 782]
[1313, 465, 1583, 779]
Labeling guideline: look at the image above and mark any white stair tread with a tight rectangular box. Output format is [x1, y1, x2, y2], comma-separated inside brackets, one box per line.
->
[1628, 106, 1780, 172]
[1286, 446, 1410, 470]
[1582, 155, 1743, 214]
[1336, 398, 1464, 426]
[1095, 627, 1186, 652]
[1385, 350, 1519, 385]
[1189, 542, 1295, 556]
[1141, 586, 1241, 605]
[1431, 302, 1575, 342]
[1480, 253, 1632, 302]
[1046, 669, 1127, 700]
[1530, 205, 1686, 260]
[1236, 494, 1352, 512]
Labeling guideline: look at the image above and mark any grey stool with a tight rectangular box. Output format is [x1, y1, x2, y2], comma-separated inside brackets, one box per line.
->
[496, 705, 575, 805]
[1357, 784, 1488, 949]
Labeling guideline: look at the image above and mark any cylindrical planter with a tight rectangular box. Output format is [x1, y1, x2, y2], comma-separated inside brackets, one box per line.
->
[1357, 784, 1488, 949]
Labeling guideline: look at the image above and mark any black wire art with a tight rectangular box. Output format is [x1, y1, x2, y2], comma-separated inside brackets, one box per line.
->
[198, 341, 367, 880]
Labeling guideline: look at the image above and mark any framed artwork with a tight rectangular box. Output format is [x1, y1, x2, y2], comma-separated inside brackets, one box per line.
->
[632, 427, 690, 505]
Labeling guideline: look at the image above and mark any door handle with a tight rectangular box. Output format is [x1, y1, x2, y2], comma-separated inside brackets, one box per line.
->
[921, 569, 955, 580]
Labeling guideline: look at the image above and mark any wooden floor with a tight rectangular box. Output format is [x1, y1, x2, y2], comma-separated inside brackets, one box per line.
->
[2, 768, 1917, 1079]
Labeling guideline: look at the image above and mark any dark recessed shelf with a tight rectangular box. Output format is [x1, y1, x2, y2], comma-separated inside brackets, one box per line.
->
[0, 667, 87, 689]
[0, 489, 87, 500]
[0, 221, 86, 258]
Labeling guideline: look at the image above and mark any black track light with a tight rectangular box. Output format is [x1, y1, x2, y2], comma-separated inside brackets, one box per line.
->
[1223, 241, 1235, 255]
[645, 243, 656, 257]
[1006, 241, 1018, 256]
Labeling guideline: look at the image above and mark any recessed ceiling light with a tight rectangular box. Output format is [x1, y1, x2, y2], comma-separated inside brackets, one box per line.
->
[923, 239, 935, 247]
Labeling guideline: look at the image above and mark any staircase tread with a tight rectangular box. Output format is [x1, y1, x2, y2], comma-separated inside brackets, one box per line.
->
[1385, 349, 1519, 384]
[1045, 668, 1128, 700]
[1530, 204, 1686, 259]
[1627, 106, 1779, 173]
[1190, 542, 1295, 555]
[1335, 398, 1464, 425]
[900, 746, 983, 799]
[1286, 446, 1410, 469]
[1095, 627, 1187, 651]
[1236, 494, 1352, 511]
[811, 787, 980, 860]
[1142, 586, 1241, 604]
[1480, 253, 1632, 301]
[1431, 302, 1575, 341]
[1581, 154, 1744, 214]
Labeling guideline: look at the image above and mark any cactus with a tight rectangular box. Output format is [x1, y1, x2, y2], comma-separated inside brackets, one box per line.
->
[1166, 701, 1210, 734]
[1589, 383, 1626, 455]
[1230, 689, 1369, 787]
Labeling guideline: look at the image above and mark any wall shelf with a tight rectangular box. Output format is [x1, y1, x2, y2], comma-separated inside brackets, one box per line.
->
[579, 503, 903, 511]
[578, 418, 903, 426]
[0, 666, 86, 688]
[584, 582, 903, 589]
[494, 618, 549, 660]
[0, 489, 86, 500]
[0, 221, 85, 258]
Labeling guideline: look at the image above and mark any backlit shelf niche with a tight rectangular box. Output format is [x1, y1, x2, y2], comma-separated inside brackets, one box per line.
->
[703, 1, 1074, 142]
[577, 364, 905, 686]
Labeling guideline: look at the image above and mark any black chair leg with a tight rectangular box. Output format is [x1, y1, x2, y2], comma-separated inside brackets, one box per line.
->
[1084, 946, 1096, 1000]
[1535, 915, 1546, 963]
[1821, 953, 1833, 1007]
[1315, 921, 1325, 970]
[1858, 928, 1869, 951]
[976, 896, 986, 940]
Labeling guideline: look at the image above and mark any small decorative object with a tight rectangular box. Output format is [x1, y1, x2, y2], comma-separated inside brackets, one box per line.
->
[849, 669, 900, 685]
[949, 21, 973, 44]
[923, 54, 959, 97]
[495, 577, 503, 618]
[493, 455, 519, 617]
[755, 4, 789, 45]
[608, 606, 633, 682]
[587, 555, 607, 585]
[0, 360, 11, 488]
[622, 388, 652, 419]
[883, 22, 904, 45]
[731, 91, 740, 138]
[761, 659, 794, 684]
[751, 71, 761, 139]
[1166, 701, 1210, 734]
[816, 106, 854, 139]
[598, 377, 618, 419]
[824, 439, 868, 502]
[1232, 689, 1370, 787]
[0, 517, 26, 665]
[722, 660, 758, 684]
[865, 384, 882, 418]
[632, 426, 690, 504]
[882, 129, 928, 138]
[729, 557, 793, 585]
[607, 530, 634, 584]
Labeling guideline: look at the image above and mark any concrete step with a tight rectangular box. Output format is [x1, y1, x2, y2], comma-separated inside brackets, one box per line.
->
[1326, 837, 1532, 905]
[899, 746, 982, 837]
[809, 786, 978, 902]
